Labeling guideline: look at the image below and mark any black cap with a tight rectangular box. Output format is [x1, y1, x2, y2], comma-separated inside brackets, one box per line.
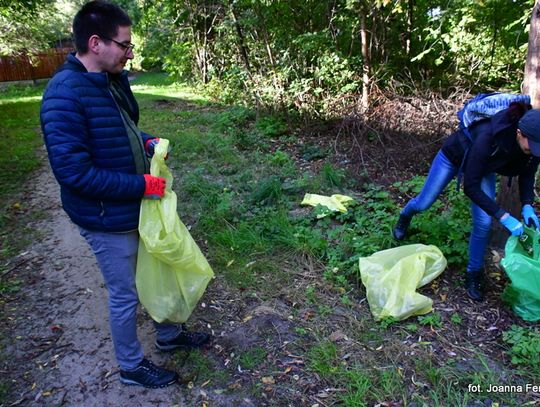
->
[518, 109, 540, 157]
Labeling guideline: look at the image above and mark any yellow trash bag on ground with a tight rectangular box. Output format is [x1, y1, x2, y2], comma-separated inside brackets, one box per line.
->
[137, 139, 214, 323]
[301, 193, 354, 218]
[359, 244, 447, 321]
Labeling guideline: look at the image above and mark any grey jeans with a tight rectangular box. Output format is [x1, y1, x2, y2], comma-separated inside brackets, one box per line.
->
[79, 228, 181, 370]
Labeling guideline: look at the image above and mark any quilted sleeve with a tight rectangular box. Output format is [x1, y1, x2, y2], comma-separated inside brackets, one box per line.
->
[40, 81, 145, 201]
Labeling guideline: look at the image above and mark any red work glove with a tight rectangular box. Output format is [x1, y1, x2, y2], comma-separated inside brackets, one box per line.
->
[143, 174, 166, 199]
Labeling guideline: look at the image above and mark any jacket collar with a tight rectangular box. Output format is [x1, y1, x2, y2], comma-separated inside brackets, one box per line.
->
[59, 52, 129, 86]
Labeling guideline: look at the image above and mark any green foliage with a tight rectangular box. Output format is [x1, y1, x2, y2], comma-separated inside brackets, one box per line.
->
[238, 347, 267, 370]
[379, 316, 399, 330]
[0, 0, 75, 55]
[127, 0, 533, 116]
[450, 313, 462, 325]
[255, 115, 287, 138]
[319, 163, 346, 189]
[267, 150, 292, 167]
[171, 348, 228, 385]
[503, 325, 540, 375]
[300, 144, 327, 161]
[418, 312, 443, 329]
[249, 176, 284, 205]
[308, 341, 340, 377]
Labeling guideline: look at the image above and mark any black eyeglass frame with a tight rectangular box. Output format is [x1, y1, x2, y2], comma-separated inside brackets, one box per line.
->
[100, 36, 135, 54]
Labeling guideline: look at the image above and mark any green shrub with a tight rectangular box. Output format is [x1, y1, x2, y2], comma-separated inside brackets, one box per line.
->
[503, 325, 540, 376]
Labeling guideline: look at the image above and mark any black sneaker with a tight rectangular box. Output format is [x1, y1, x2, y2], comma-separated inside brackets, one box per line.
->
[120, 359, 178, 388]
[156, 326, 211, 351]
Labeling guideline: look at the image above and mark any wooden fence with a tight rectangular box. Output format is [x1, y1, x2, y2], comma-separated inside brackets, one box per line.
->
[0, 48, 73, 82]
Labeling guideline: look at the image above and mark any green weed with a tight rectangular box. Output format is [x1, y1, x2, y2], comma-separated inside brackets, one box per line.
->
[300, 144, 327, 161]
[503, 325, 540, 376]
[405, 323, 419, 332]
[255, 115, 287, 138]
[418, 312, 443, 329]
[238, 347, 267, 370]
[305, 285, 316, 303]
[308, 341, 340, 377]
[267, 150, 291, 167]
[379, 316, 399, 330]
[450, 313, 462, 325]
[340, 370, 372, 406]
[249, 176, 284, 205]
[172, 348, 228, 385]
[319, 163, 346, 189]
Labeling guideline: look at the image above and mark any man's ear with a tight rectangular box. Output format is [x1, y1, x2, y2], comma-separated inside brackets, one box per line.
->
[87, 35, 101, 54]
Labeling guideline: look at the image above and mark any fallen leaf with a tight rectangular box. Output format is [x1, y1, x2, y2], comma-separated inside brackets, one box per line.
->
[262, 376, 275, 384]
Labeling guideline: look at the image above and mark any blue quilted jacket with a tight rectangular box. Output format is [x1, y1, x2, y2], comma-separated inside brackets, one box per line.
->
[40, 53, 153, 232]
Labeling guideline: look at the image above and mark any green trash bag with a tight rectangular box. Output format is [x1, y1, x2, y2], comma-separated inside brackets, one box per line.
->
[501, 227, 540, 321]
[137, 139, 214, 324]
[359, 244, 447, 321]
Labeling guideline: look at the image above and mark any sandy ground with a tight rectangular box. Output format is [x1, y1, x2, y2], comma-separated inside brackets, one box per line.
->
[3, 153, 195, 406]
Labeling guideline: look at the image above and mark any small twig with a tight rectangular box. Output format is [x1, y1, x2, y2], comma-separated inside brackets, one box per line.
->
[2, 257, 34, 277]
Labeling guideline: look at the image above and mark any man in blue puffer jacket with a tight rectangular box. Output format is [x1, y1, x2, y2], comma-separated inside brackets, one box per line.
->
[40, 1, 209, 389]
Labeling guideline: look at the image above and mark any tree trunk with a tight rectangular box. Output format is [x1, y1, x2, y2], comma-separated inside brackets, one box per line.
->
[524, 0, 540, 107]
[406, 0, 414, 55]
[230, 4, 251, 73]
[493, 1, 540, 247]
[360, 10, 370, 112]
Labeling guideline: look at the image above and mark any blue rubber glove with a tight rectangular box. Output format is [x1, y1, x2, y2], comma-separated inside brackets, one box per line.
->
[145, 137, 160, 158]
[500, 213, 524, 236]
[522, 204, 540, 229]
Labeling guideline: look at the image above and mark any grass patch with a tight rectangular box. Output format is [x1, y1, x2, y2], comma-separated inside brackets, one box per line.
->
[0, 89, 44, 203]
[171, 348, 228, 385]
[238, 347, 268, 370]
[0, 83, 48, 270]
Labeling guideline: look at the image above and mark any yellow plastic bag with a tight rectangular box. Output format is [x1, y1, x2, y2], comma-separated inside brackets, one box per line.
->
[359, 244, 447, 321]
[301, 193, 354, 218]
[137, 139, 214, 323]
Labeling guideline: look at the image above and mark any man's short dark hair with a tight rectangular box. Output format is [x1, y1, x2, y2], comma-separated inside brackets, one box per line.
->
[73, 1, 132, 54]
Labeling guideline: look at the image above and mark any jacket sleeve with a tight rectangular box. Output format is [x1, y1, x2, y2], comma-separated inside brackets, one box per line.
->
[41, 82, 146, 201]
[141, 131, 156, 147]
[463, 128, 506, 219]
[519, 158, 540, 206]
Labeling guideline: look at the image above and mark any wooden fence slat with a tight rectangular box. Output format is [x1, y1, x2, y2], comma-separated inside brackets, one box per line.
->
[0, 48, 73, 82]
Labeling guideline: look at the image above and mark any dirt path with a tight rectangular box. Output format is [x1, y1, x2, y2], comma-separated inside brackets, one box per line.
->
[4, 152, 193, 406]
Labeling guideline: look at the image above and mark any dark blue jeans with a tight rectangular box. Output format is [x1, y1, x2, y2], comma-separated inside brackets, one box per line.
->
[401, 150, 496, 273]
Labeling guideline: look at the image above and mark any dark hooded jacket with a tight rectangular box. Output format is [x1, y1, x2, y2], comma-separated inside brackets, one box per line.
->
[441, 103, 540, 220]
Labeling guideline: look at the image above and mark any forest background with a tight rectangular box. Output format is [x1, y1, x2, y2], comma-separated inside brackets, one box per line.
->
[1, 0, 535, 115]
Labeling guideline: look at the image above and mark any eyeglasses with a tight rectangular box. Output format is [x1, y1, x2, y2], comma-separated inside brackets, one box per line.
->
[101, 36, 135, 54]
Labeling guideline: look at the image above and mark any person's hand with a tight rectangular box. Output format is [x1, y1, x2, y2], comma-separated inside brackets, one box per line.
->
[143, 174, 166, 199]
[500, 213, 524, 236]
[145, 138, 160, 158]
[522, 204, 540, 229]
[145, 138, 170, 160]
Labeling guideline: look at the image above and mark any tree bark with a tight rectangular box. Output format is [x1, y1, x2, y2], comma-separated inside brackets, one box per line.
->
[360, 9, 370, 112]
[524, 0, 540, 107]
[230, 4, 251, 73]
[493, 0, 540, 247]
[406, 0, 414, 55]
